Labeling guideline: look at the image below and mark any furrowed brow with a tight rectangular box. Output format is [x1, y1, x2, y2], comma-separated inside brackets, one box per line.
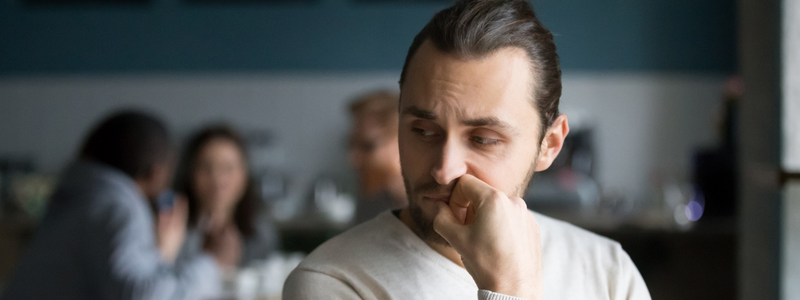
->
[463, 117, 511, 129]
[401, 106, 436, 120]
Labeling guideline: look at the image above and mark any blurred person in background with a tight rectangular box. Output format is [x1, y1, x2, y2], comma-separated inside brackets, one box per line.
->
[348, 91, 408, 224]
[2, 111, 222, 300]
[174, 125, 280, 270]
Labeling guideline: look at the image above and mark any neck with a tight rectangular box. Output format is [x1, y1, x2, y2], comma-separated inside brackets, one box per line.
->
[201, 207, 235, 230]
[398, 208, 464, 268]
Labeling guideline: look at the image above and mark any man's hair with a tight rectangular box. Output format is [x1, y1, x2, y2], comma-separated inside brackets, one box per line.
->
[399, 0, 561, 138]
[80, 110, 172, 179]
[349, 90, 400, 137]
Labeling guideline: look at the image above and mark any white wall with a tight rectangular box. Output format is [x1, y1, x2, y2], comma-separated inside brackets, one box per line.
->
[561, 73, 724, 200]
[0, 72, 725, 201]
[0, 73, 402, 192]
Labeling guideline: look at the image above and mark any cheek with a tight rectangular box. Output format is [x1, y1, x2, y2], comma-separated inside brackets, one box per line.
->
[232, 170, 248, 197]
[398, 134, 431, 181]
[218, 169, 243, 192]
[193, 172, 216, 207]
[374, 142, 399, 165]
[469, 146, 536, 194]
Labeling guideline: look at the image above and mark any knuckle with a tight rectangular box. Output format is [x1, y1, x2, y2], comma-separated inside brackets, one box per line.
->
[485, 189, 501, 201]
[512, 196, 526, 207]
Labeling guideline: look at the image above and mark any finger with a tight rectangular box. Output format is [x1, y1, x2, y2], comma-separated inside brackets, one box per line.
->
[451, 204, 468, 225]
[450, 174, 499, 212]
[433, 201, 467, 247]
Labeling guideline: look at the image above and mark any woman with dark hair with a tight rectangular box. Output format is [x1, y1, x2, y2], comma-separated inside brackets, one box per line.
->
[175, 125, 280, 269]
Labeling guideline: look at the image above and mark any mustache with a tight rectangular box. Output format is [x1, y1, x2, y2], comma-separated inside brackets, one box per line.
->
[411, 178, 458, 196]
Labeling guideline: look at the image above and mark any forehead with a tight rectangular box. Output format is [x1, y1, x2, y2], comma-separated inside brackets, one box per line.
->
[198, 138, 241, 158]
[352, 119, 390, 140]
[400, 41, 539, 128]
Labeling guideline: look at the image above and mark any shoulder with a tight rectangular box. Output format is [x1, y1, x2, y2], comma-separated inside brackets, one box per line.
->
[533, 211, 624, 256]
[57, 161, 143, 210]
[533, 211, 651, 299]
[56, 163, 154, 243]
[284, 212, 408, 298]
[532, 211, 590, 236]
[48, 162, 147, 230]
[283, 265, 363, 299]
[534, 211, 632, 274]
[293, 210, 427, 283]
[84, 181, 149, 231]
[299, 212, 400, 269]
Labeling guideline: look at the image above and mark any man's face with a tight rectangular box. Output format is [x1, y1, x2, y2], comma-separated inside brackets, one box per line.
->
[399, 41, 543, 245]
[349, 116, 400, 181]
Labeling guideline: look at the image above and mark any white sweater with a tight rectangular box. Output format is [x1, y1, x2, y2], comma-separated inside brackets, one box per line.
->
[283, 210, 651, 300]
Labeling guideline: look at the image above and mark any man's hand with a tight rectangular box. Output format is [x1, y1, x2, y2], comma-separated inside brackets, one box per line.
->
[433, 174, 543, 300]
[157, 195, 188, 263]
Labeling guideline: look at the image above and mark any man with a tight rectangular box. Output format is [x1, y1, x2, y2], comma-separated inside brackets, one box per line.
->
[283, 0, 651, 299]
[2, 111, 222, 300]
[348, 91, 408, 224]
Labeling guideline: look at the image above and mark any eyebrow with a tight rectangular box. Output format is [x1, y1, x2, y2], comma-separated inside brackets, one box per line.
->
[401, 105, 513, 129]
[462, 117, 511, 129]
[401, 106, 437, 120]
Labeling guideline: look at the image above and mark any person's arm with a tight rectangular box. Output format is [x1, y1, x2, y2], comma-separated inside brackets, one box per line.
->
[282, 267, 362, 299]
[83, 192, 222, 300]
[433, 174, 543, 300]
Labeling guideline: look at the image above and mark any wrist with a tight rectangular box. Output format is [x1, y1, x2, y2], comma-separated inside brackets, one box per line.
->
[478, 289, 532, 300]
[478, 278, 536, 300]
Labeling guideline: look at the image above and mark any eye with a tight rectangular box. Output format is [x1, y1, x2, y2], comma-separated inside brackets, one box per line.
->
[471, 136, 500, 146]
[412, 128, 437, 137]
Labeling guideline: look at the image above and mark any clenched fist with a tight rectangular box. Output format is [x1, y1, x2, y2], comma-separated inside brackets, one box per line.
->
[433, 174, 543, 300]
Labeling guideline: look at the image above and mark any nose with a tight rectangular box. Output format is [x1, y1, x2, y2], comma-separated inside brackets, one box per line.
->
[430, 139, 468, 185]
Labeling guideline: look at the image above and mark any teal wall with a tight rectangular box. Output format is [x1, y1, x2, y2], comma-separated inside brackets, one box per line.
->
[0, 0, 737, 74]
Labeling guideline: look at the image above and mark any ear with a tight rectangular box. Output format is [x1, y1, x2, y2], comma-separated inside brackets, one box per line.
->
[534, 114, 569, 172]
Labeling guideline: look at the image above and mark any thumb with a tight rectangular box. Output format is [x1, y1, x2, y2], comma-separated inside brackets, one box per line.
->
[158, 210, 171, 230]
[433, 201, 467, 247]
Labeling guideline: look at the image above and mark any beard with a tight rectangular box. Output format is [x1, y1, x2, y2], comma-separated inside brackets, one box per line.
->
[402, 160, 538, 247]
[404, 176, 454, 246]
